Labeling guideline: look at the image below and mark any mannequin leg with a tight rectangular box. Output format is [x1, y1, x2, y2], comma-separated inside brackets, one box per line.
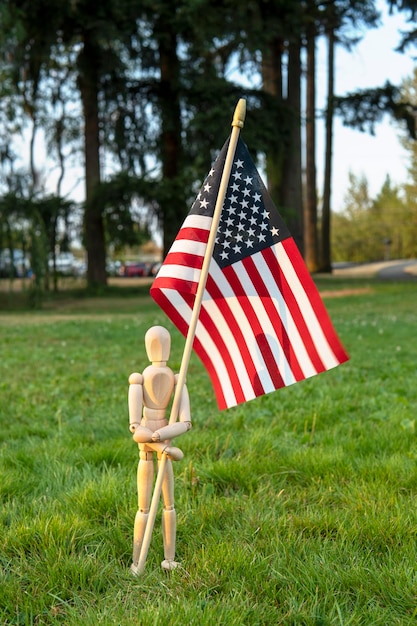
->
[160, 457, 179, 570]
[132, 450, 154, 573]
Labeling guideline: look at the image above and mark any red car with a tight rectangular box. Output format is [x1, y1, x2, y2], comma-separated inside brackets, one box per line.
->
[119, 262, 152, 277]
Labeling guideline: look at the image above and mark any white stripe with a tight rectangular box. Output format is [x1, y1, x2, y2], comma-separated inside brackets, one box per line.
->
[256, 246, 318, 378]
[278, 245, 340, 368]
[160, 288, 238, 408]
[181, 214, 212, 231]
[227, 259, 297, 387]
[198, 264, 257, 402]
[157, 263, 202, 284]
[204, 261, 274, 395]
[169, 238, 207, 257]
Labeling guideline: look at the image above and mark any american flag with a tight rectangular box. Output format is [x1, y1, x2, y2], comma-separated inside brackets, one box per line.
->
[151, 137, 349, 410]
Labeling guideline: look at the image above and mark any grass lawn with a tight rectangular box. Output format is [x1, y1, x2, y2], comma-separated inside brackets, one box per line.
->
[1, 278, 417, 625]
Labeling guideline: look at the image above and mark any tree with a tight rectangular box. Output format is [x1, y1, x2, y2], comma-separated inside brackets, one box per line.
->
[304, 1, 319, 272]
[2, 0, 399, 287]
[373, 175, 409, 259]
[258, 1, 304, 252]
[320, 0, 380, 272]
[331, 172, 413, 262]
[331, 171, 373, 262]
[397, 68, 417, 257]
[1, 0, 144, 288]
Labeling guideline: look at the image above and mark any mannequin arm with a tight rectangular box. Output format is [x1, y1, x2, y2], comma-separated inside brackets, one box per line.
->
[152, 381, 191, 442]
[151, 421, 191, 442]
[128, 372, 143, 429]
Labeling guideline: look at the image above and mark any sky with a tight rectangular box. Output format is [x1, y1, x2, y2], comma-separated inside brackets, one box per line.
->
[316, 0, 416, 212]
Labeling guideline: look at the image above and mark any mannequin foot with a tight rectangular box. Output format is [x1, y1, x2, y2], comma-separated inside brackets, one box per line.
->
[161, 559, 180, 571]
[131, 563, 140, 576]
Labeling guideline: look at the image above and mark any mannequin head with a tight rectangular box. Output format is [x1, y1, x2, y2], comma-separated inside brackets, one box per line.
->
[145, 326, 171, 363]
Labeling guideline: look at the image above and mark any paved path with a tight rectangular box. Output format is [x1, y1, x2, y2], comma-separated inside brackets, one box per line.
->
[332, 260, 417, 280]
[377, 260, 417, 280]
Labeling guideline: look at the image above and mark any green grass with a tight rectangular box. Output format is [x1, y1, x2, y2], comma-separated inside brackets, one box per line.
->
[1, 279, 417, 625]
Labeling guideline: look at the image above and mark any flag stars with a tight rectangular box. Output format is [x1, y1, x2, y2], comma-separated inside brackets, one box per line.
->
[212, 146, 286, 268]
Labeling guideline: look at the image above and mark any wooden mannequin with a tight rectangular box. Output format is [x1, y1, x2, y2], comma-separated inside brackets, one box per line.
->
[128, 325, 191, 573]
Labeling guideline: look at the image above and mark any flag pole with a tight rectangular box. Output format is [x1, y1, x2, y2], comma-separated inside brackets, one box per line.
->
[134, 98, 246, 575]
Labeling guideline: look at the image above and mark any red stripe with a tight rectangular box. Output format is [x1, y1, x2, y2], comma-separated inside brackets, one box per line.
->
[205, 273, 264, 400]
[194, 300, 245, 407]
[176, 226, 210, 243]
[150, 288, 228, 409]
[163, 250, 204, 270]
[282, 239, 349, 363]
[242, 253, 306, 381]
[151, 274, 198, 294]
[192, 332, 229, 410]
[222, 264, 285, 390]
[263, 246, 327, 373]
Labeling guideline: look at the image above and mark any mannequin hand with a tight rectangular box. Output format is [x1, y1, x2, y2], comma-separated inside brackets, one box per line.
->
[132, 426, 154, 444]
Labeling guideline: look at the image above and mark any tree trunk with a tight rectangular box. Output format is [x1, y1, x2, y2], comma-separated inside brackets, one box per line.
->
[78, 38, 107, 287]
[262, 37, 303, 253]
[304, 22, 319, 272]
[262, 37, 283, 210]
[281, 40, 303, 254]
[157, 18, 185, 258]
[320, 25, 335, 273]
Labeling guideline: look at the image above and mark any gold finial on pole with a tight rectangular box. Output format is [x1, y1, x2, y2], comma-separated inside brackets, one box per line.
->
[232, 98, 246, 128]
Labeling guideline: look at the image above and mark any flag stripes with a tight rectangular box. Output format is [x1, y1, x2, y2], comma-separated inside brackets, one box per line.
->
[151, 216, 347, 410]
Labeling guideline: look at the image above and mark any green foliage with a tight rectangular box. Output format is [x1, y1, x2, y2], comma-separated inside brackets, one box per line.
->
[334, 81, 417, 138]
[1, 281, 417, 624]
[331, 172, 417, 262]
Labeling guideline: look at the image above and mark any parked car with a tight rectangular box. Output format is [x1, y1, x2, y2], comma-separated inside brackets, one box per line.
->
[0, 249, 31, 278]
[48, 252, 76, 275]
[106, 260, 122, 277]
[118, 261, 152, 277]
